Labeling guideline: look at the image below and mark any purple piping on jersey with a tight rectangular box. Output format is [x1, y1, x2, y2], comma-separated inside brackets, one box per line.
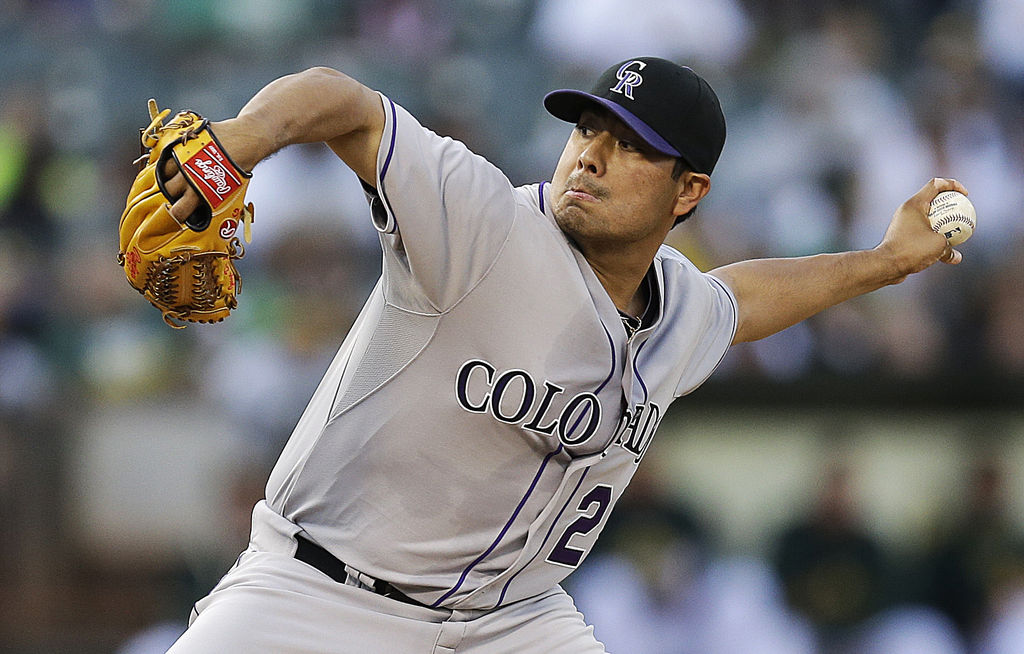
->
[565, 403, 592, 438]
[492, 323, 618, 605]
[377, 99, 400, 234]
[381, 99, 398, 181]
[538, 181, 547, 213]
[632, 339, 650, 404]
[433, 323, 618, 608]
[430, 443, 564, 607]
[495, 467, 591, 606]
[563, 322, 618, 437]
[595, 321, 617, 393]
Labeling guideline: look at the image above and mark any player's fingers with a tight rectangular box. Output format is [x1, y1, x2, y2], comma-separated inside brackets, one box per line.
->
[934, 177, 968, 197]
[940, 245, 962, 265]
[159, 161, 202, 221]
[170, 188, 201, 222]
[164, 172, 189, 199]
[162, 157, 179, 180]
[913, 178, 967, 207]
[942, 178, 966, 195]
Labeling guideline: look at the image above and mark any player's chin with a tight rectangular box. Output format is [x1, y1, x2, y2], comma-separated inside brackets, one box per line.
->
[553, 202, 585, 228]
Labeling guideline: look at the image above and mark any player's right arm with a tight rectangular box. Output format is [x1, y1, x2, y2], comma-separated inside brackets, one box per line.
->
[710, 177, 966, 344]
[166, 67, 385, 219]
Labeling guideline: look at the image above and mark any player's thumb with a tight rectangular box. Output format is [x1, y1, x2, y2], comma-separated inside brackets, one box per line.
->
[940, 246, 962, 265]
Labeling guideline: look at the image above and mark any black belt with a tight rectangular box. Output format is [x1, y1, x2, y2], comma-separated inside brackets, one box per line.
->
[294, 535, 423, 607]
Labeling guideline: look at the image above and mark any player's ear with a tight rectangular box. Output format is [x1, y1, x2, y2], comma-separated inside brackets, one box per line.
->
[672, 172, 710, 217]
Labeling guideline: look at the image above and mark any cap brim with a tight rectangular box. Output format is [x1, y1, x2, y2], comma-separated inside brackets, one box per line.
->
[543, 89, 681, 158]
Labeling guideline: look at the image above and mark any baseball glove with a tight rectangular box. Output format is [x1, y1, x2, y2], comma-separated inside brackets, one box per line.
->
[118, 99, 254, 328]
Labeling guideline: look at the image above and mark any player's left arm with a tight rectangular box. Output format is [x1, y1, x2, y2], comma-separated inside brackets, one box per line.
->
[709, 178, 967, 345]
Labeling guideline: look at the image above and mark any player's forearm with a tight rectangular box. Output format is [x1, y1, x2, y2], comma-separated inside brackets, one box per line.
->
[710, 248, 904, 344]
[212, 67, 383, 173]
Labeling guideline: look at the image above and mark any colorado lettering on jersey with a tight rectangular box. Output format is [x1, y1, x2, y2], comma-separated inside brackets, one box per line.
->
[612, 402, 661, 463]
[455, 359, 602, 446]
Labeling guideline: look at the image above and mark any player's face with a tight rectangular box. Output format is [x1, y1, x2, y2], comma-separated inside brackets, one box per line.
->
[550, 108, 685, 247]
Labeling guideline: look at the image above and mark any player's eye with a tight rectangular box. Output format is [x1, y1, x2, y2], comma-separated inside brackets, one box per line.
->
[575, 124, 594, 137]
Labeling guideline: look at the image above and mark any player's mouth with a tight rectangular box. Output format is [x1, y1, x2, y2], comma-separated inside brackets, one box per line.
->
[564, 178, 606, 202]
[566, 189, 599, 202]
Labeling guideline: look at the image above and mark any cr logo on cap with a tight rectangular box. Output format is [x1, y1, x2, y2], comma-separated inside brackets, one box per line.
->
[610, 60, 647, 100]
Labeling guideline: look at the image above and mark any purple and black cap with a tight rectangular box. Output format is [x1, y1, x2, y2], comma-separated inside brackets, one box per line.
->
[544, 57, 726, 175]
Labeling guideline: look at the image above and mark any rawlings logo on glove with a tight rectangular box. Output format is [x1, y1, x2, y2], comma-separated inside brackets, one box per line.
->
[117, 99, 254, 328]
[186, 147, 243, 204]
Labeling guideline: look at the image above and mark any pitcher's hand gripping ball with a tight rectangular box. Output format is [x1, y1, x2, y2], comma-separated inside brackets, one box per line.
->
[118, 99, 254, 328]
[928, 190, 976, 247]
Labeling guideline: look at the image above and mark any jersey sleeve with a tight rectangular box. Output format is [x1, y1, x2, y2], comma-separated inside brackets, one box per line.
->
[363, 92, 517, 312]
[663, 260, 738, 398]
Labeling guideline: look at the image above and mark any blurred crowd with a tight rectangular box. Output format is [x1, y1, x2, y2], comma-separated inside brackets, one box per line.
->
[566, 456, 1024, 654]
[1, 0, 1023, 652]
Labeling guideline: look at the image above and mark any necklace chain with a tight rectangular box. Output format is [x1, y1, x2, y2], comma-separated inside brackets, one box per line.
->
[618, 310, 642, 339]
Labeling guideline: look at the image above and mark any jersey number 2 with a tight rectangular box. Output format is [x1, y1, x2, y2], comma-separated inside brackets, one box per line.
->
[546, 484, 613, 568]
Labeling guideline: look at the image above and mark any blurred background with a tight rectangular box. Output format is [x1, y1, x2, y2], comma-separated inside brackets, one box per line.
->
[1, 0, 1023, 652]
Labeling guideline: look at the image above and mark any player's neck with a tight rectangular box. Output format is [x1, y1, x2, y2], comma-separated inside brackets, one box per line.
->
[586, 250, 653, 315]
[566, 223, 664, 314]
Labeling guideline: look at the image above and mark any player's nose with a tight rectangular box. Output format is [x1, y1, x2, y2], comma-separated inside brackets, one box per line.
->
[576, 137, 608, 175]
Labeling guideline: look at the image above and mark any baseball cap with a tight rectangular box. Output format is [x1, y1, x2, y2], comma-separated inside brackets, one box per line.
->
[544, 57, 726, 174]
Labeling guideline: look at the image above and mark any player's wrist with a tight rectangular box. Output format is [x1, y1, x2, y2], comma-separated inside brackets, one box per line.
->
[209, 116, 270, 174]
[870, 240, 919, 286]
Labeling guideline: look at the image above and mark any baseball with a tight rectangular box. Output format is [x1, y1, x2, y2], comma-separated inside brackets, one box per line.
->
[927, 190, 976, 246]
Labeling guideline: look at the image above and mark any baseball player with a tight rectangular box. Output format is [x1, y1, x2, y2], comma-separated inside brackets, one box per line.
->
[159, 57, 965, 653]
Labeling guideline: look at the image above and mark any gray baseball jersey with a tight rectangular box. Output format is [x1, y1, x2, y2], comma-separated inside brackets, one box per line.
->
[263, 93, 737, 611]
